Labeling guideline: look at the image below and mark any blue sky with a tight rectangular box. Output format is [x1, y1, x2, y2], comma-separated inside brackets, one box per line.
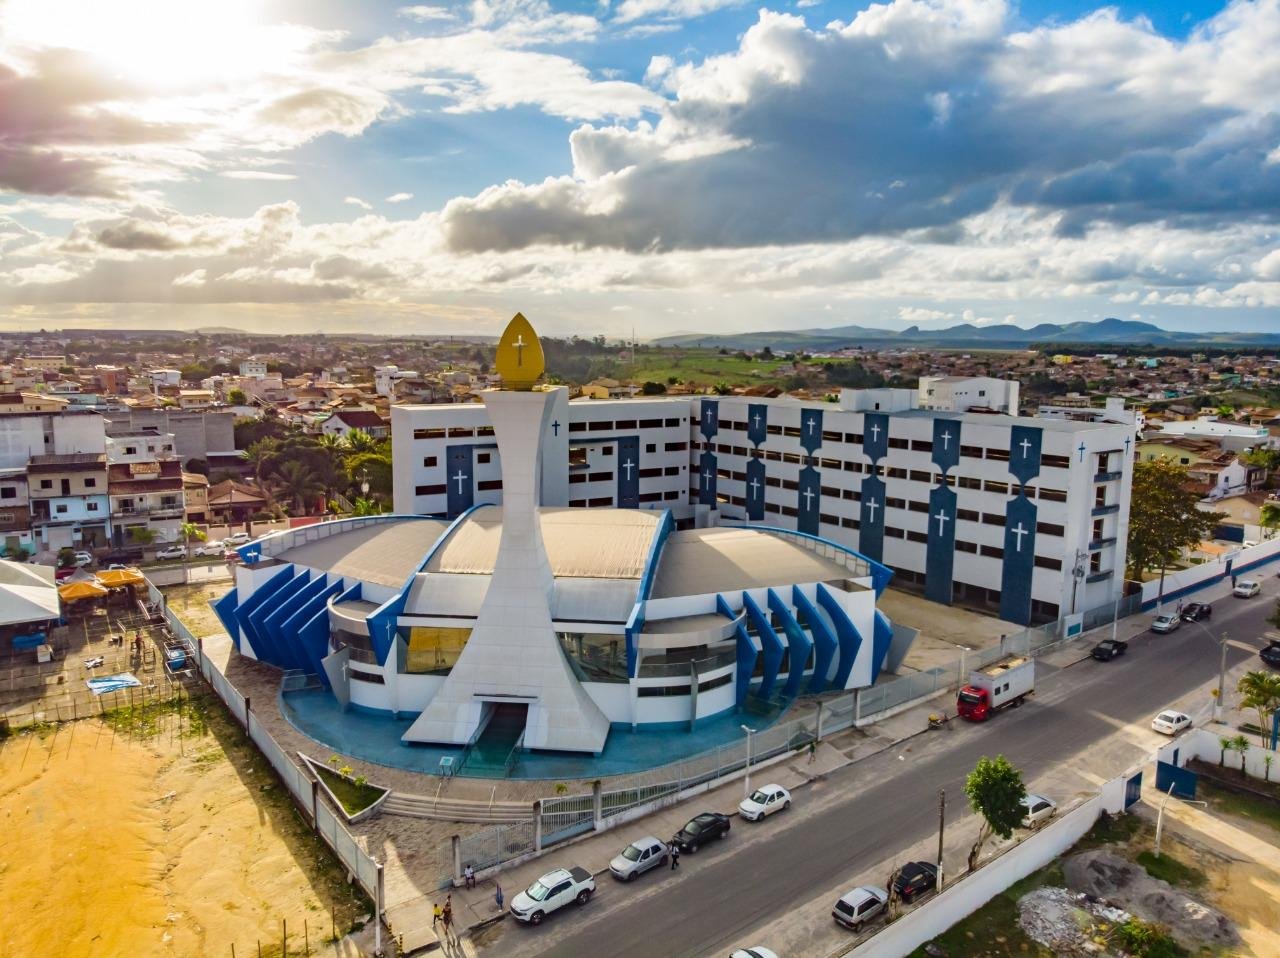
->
[0, 0, 1276, 337]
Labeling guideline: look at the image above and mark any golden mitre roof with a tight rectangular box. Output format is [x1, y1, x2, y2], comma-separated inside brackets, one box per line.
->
[494, 312, 545, 390]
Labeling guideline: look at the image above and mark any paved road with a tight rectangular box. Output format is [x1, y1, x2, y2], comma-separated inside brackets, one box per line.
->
[487, 582, 1278, 958]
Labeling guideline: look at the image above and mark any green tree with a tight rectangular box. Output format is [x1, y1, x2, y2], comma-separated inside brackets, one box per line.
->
[1241, 447, 1280, 472]
[344, 451, 393, 500]
[713, 381, 732, 395]
[227, 388, 248, 405]
[277, 460, 322, 515]
[1231, 734, 1250, 773]
[1127, 458, 1223, 599]
[640, 381, 667, 395]
[964, 754, 1027, 872]
[1261, 503, 1280, 538]
[1236, 670, 1280, 747]
[128, 527, 156, 546]
[1218, 735, 1232, 768]
[342, 427, 380, 455]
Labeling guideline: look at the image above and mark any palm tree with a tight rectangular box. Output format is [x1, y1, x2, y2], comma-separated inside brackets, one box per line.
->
[1236, 670, 1280, 746]
[277, 461, 322, 516]
[343, 428, 379, 454]
[1218, 735, 1232, 767]
[1232, 734, 1250, 775]
[315, 433, 345, 452]
[243, 438, 278, 487]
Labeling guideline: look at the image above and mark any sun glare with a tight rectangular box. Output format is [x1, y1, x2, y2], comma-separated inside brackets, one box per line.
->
[1, 0, 277, 86]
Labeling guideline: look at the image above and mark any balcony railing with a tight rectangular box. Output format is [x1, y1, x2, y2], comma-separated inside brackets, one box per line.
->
[114, 506, 185, 519]
[1094, 471, 1123, 482]
[1090, 503, 1120, 517]
[1087, 537, 1117, 550]
[637, 647, 737, 678]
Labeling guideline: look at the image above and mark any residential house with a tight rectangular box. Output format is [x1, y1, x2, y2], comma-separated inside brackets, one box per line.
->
[27, 452, 111, 551]
[207, 479, 269, 525]
[0, 470, 32, 557]
[108, 459, 185, 548]
[183, 472, 209, 525]
[320, 408, 389, 440]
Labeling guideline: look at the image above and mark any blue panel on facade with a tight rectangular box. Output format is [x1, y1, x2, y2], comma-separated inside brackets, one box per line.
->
[271, 573, 332, 672]
[793, 586, 836, 694]
[742, 591, 783, 699]
[817, 583, 862, 689]
[797, 465, 820, 535]
[858, 474, 886, 563]
[925, 485, 957, 606]
[863, 412, 889, 462]
[872, 610, 894, 683]
[234, 566, 297, 664]
[445, 444, 475, 518]
[768, 589, 812, 700]
[931, 417, 961, 474]
[999, 492, 1038, 626]
[366, 592, 407, 666]
[745, 456, 766, 521]
[293, 581, 344, 684]
[212, 588, 240, 650]
[718, 594, 756, 706]
[257, 570, 313, 670]
[746, 403, 768, 447]
[800, 407, 823, 455]
[616, 435, 640, 508]
[698, 398, 719, 440]
[698, 450, 718, 507]
[1009, 425, 1043, 487]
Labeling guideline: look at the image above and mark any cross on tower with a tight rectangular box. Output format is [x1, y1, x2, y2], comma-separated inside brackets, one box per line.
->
[869, 422, 881, 442]
[865, 497, 879, 524]
[513, 334, 526, 366]
[933, 510, 950, 536]
[704, 406, 713, 424]
[452, 469, 468, 494]
[1077, 441, 1087, 463]
[939, 429, 952, 451]
[1124, 435, 1132, 453]
[1019, 436, 1033, 459]
[702, 469, 713, 486]
[752, 412, 762, 431]
[805, 416, 816, 436]
[622, 459, 635, 481]
[551, 419, 560, 437]
[1011, 521, 1029, 552]
[749, 477, 761, 498]
[801, 487, 815, 510]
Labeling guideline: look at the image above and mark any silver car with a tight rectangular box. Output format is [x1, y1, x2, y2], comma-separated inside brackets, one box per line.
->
[1150, 612, 1181, 634]
[609, 835, 668, 881]
[833, 885, 888, 932]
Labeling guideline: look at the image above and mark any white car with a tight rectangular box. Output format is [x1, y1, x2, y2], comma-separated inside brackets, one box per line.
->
[509, 866, 595, 925]
[1233, 579, 1261, 598]
[739, 783, 791, 821]
[72, 551, 94, 567]
[155, 544, 188, 561]
[1152, 710, 1193, 735]
[1150, 612, 1181, 634]
[193, 539, 224, 556]
[731, 949, 779, 958]
[832, 886, 888, 932]
[609, 835, 667, 881]
[1020, 793, 1057, 828]
[225, 532, 252, 545]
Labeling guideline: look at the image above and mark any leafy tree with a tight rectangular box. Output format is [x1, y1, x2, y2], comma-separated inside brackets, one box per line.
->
[1241, 446, 1280, 472]
[1261, 502, 1280, 537]
[277, 460, 322, 515]
[227, 388, 248, 405]
[964, 754, 1027, 872]
[759, 345, 774, 359]
[713, 381, 732, 395]
[344, 451, 393, 499]
[1237, 670, 1280, 746]
[128, 527, 156, 545]
[342, 427, 381, 455]
[184, 457, 208, 476]
[640, 381, 667, 395]
[666, 375, 679, 386]
[1127, 459, 1223, 597]
[234, 416, 288, 449]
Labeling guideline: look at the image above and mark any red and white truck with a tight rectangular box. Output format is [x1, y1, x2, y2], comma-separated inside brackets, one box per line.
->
[956, 655, 1034, 721]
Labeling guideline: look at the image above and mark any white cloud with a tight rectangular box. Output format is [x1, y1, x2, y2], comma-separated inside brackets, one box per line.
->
[614, 0, 748, 25]
[398, 5, 458, 21]
[897, 306, 953, 323]
[221, 170, 299, 181]
[344, 196, 374, 210]
[386, 192, 415, 203]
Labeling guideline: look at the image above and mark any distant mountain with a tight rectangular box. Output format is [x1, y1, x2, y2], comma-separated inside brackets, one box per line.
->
[651, 317, 1280, 350]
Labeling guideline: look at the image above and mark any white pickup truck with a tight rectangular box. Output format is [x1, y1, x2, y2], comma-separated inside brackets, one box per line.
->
[509, 866, 596, 925]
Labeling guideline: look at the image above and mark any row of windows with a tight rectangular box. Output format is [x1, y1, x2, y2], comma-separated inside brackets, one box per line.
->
[570, 417, 685, 433]
[637, 672, 734, 697]
[412, 425, 496, 440]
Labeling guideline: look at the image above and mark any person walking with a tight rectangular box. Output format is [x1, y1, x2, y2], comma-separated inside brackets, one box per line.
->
[669, 843, 680, 870]
[442, 896, 455, 941]
[464, 864, 475, 889]
[432, 901, 443, 929]
[494, 881, 504, 913]
[808, 740, 817, 764]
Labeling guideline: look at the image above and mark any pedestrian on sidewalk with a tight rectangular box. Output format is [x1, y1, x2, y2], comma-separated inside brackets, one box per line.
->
[432, 901, 443, 929]
[494, 881, 504, 913]
[669, 843, 680, 869]
[808, 740, 817, 764]
[443, 896, 455, 941]
[464, 863, 475, 889]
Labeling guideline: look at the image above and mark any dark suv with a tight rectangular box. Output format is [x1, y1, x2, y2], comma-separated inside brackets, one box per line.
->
[892, 861, 938, 903]
[1261, 642, 1280, 669]
[671, 812, 730, 853]
[1181, 602, 1212, 622]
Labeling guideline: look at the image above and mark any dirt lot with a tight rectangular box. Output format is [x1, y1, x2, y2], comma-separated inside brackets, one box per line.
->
[878, 587, 1021, 675]
[162, 581, 236, 643]
[0, 691, 370, 958]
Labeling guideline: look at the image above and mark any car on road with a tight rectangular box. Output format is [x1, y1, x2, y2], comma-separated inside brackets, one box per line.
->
[1152, 710, 1193, 735]
[1020, 794, 1058, 828]
[671, 811, 731, 853]
[1150, 612, 1181, 634]
[609, 835, 667, 881]
[71, 551, 94, 567]
[509, 866, 595, 925]
[738, 783, 791, 821]
[155, 545, 187, 561]
[832, 885, 888, 932]
[730, 949, 778, 958]
[1090, 639, 1128, 661]
[1260, 641, 1280, 669]
[192, 539, 224, 556]
[891, 862, 938, 904]
[1181, 602, 1212, 622]
[1233, 579, 1261, 598]
[103, 548, 142, 566]
[225, 531, 252, 545]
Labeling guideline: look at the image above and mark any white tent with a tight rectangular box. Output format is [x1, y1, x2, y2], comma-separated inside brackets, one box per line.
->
[0, 560, 61, 627]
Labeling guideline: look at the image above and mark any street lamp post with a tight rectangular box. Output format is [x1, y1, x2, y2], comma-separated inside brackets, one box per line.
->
[1185, 616, 1230, 721]
[741, 724, 756, 798]
[1071, 549, 1088, 617]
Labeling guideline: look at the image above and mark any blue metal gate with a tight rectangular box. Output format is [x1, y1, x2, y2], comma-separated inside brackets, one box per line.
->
[1124, 771, 1142, 809]
[1155, 760, 1197, 799]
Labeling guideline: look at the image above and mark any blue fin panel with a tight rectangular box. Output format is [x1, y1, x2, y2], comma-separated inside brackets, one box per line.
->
[817, 583, 863, 690]
[769, 588, 812, 700]
[297, 582, 345, 685]
[247, 567, 308, 668]
[717, 594, 756, 707]
[234, 566, 296, 663]
[258, 570, 314, 670]
[212, 588, 241, 650]
[742, 591, 783, 700]
[793, 586, 836, 694]
[872, 609, 894, 683]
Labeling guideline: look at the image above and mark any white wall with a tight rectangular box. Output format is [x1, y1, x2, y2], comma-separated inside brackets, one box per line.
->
[1140, 536, 1280, 608]
[1163, 727, 1278, 780]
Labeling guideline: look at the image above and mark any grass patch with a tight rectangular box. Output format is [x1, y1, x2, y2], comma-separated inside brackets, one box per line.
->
[1135, 850, 1207, 888]
[101, 689, 209, 739]
[314, 764, 386, 817]
[1200, 779, 1280, 834]
[628, 352, 793, 387]
[908, 862, 1058, 958]
[1076, 809, 1147, 850]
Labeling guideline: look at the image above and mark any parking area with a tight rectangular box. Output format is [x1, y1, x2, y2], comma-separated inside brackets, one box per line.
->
[878, 587, 1023, 675]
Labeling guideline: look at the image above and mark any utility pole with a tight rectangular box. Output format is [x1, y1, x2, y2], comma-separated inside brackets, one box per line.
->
[936, 788, 946, 892]
[1217, 631, 1228, 721]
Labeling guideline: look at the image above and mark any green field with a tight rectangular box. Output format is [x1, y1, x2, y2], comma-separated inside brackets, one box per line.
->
[627, 350, 794, 387]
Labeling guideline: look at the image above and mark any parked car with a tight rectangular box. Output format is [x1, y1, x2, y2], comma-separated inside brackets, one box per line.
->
[1020, 794, 1058, 828]
[1181, 602, 1212, 622]
[155, 545, 187, 561]
[1090, 639, 1128, 661]
[225, 531, 252, 545]
[892, 861, 938, 904]
[1234, 579, 1261, 598]
[1150, 612, 1181, 634]
[223, 550, 243, 564]
[71, 551, 94, 567]
[609, 836, 667, 881]
[1151, 710, 1193, 735]
[103, 548, 142, 566]
[730, 949, 778, 958]
[509, 866, 595, 925]
[832, 886, 888, 932]
[738, 784, 791, 822]
[1259, 641, 1280, 669]
[671, 811, 731, 853]
[192, 539, 224, 556]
